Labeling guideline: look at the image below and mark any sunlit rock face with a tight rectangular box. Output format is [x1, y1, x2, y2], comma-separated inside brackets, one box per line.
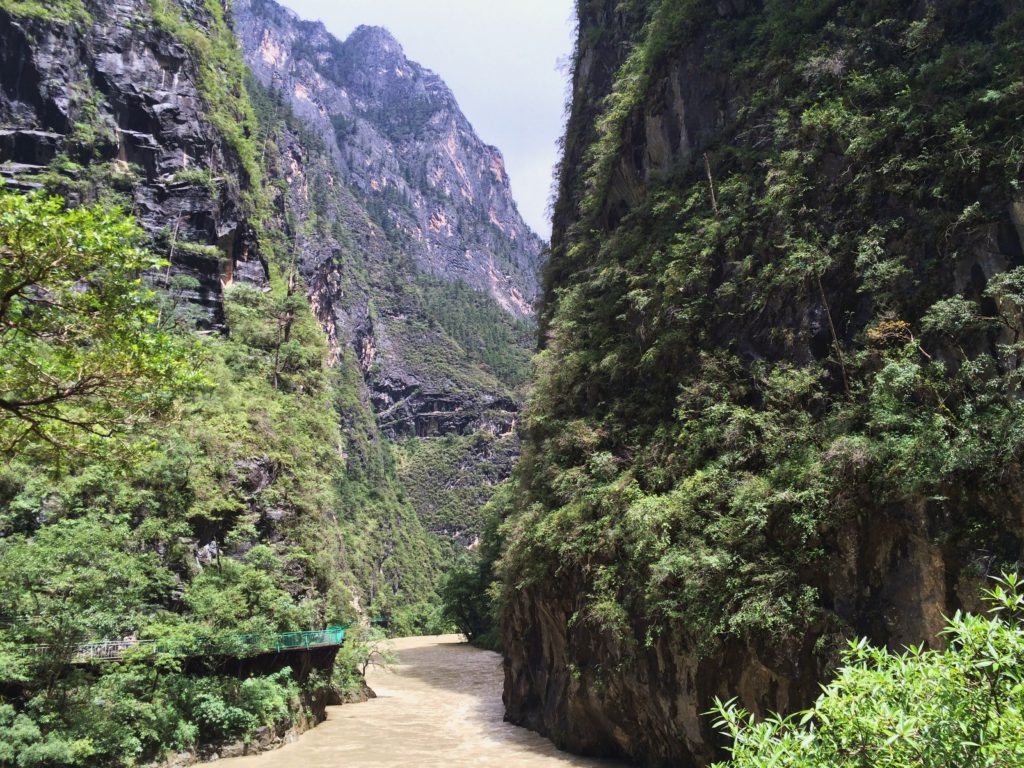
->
[233, 0, 540, 550]
[234, 0, 544, 319]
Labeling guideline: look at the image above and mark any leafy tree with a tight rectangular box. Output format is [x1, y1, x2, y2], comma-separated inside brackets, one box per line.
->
[0, 514, 173, 691]
[439, 567, 491, 643]
[439, 488, 507, 647]
[0, 191, 199, 455]
[711, 574, 1024, 768]
[333, 626, 398, 698]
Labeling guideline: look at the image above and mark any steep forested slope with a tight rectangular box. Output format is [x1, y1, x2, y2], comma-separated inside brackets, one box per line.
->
[0, 0, 444, 627]
[499, 1, 1024, 765]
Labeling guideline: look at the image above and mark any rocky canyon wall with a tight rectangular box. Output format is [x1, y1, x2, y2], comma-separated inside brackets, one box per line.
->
[234, 0, 545, 551]
[502, 1, 1024, 764]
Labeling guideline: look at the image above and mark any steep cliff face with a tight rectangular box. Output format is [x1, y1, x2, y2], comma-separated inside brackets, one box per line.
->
[248, 77, 526, 554]
[0, 0, 536, 583]
[233, 0, 541, 550]
[503, 1, 1024, 765]
[234, 0, 543, 318]
[252, 88, 524, 441]
[0, 0, 266, 322]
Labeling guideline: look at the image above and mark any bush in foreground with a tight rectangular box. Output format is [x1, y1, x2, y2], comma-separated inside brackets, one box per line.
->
[712, 574, 1024, 767]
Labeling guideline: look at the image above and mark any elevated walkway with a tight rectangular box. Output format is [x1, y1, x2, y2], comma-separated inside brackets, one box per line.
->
[26, 626, 347, 663]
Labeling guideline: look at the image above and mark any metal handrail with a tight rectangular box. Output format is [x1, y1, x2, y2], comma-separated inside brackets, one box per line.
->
[21, 626, 346, 662]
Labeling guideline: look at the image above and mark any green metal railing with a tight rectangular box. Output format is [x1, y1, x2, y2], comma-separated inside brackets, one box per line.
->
[27, 626, 347, 663]
[232, 626, 347, 656]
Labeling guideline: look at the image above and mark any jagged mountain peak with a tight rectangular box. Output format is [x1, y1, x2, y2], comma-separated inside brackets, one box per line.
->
[345, 24, 405, 57]
[337, 23, 425, 101]
[235, 0, 544, 318]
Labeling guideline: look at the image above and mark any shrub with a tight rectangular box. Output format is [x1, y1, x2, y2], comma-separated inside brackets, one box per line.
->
[711, 574, 1024, 768]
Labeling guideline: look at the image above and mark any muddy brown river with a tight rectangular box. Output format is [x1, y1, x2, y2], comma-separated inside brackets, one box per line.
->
[217, 635, 622, 768]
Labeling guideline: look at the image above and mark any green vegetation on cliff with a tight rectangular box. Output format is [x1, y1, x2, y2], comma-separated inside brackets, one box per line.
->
[148, 0, 265, 201]
[0, 0, 88, 24]
[504, 0, 1024, 650]
[0, 2, 450, 764]
[416, 277, 534, 392]
[493, 0, 1024, 762]
[395, 432, 518, 545]
[0, 188, 351, 765]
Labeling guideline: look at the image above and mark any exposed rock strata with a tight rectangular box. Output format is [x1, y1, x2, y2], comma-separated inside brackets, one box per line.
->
[0, 2, 267, 323]
[234, 0, 543, 318]
[233, 0, 539, 545]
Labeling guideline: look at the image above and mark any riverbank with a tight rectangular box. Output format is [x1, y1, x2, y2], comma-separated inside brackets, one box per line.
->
[214, 634, 624, 767]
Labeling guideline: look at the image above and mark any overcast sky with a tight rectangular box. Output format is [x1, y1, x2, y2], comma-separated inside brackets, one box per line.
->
[278, 0, 576, 238]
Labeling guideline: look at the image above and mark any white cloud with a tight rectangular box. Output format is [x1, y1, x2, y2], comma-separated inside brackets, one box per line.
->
[277, 0, 576, 237]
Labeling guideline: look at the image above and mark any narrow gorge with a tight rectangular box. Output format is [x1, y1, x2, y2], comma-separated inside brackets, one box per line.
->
[1, 0, 1023, 767]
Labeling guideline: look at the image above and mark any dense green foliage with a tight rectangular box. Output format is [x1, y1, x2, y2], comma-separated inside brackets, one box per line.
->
[0, 191, 200, 454]
[0, 196, 356, 764]
[416, 277, 534, 391]
[712, 575, 1024, 767]
[394, 432, 518, 544]
[438, 485, 507, 648]
[499, 0, 1024, 660]
[0, 0, 89, 23]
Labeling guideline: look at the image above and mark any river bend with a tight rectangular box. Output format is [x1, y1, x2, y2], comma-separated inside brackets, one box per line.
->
[217, 634, 621, 767]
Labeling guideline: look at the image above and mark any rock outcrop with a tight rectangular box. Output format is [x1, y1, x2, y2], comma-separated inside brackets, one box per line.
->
[0, 1, 266, 324]
[502, 1, 1024, 765]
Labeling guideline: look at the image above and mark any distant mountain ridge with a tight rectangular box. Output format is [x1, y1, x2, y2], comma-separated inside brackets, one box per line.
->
[234, 0, 544, 318]
[233, 0, 540, 555]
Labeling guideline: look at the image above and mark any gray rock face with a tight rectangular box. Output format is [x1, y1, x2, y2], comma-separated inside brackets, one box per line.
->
[0, 2, 268, 323]
[258, 96, 523, 546]
[233, 0, 544, 318]
[229, 0, 536, 547]
[264, 110, 522, 444]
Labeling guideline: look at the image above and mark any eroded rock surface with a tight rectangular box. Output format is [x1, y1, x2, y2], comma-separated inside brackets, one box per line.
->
[0, 2, 267, 323]
[234, 0, 543, 318]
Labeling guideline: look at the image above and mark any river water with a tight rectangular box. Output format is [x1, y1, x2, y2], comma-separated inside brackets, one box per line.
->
[217, 634, 622, 768]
